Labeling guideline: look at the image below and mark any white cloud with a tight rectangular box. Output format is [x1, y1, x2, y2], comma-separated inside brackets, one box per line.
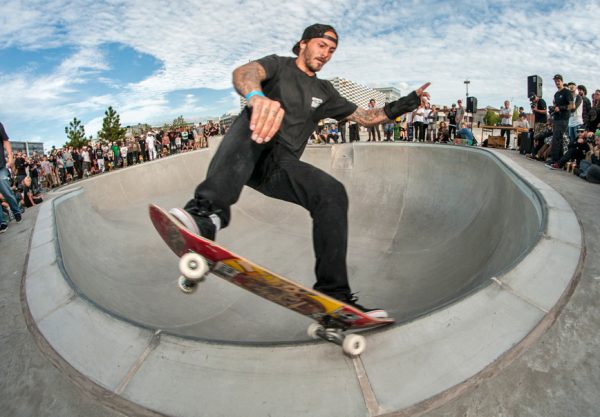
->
[1, 0, 600, 147]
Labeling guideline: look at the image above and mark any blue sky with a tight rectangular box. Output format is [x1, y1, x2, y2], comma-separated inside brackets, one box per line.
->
[1, 0, 598, 150]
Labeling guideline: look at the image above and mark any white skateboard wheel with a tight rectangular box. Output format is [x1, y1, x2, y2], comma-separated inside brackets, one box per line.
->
[342, 334, 366, 356]
[178, 275, 198, 294]
[179, 252, 208, 281]
[307, 323, 324, 339]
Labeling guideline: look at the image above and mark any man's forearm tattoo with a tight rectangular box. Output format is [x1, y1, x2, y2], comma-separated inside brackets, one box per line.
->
[348, 107, 390, 127]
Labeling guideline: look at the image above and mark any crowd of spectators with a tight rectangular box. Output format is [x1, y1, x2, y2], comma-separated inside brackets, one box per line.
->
[523, 80, 600, 184]
[1, 121, 226, 233]
[309, 79, 600, 185]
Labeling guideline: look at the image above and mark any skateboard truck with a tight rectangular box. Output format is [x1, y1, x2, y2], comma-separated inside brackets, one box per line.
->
[307, 323, 366, 356]
[178, 252, 209, 293]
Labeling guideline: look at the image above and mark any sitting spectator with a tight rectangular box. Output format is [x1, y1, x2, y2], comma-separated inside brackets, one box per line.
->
[436, 121, 450, 143]
[22, 176, 43, 207]
[574, 131, 600, 183]
[456, 123, 477, 146]
[526, 120, 553, 161]
[550, 130, 592, 170]
[327, 126, 339, 143]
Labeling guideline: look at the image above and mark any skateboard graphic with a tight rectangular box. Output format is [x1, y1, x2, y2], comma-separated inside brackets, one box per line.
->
[149, 204, 394, 355]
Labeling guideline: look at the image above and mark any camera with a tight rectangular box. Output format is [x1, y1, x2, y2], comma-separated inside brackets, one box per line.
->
[548, 105, 556, 114]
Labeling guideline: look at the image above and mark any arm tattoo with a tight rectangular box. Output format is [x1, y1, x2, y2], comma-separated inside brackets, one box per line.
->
[347, 107, 390, 127]
[232, 62, 267, 97]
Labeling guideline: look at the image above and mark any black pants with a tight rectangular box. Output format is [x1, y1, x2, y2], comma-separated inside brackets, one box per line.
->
[551, 119, 568, 163]
[185, 109, 351, 297]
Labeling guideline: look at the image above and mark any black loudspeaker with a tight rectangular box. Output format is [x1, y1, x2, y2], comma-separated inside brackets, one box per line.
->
[528, 75, 543, 98]
[467, 96, 477, 113]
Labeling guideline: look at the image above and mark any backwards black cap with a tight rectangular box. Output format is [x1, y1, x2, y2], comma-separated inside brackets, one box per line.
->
[292, 23, 338, 55]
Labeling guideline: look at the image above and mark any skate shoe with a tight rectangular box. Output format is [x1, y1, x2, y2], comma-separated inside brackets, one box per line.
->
[169, 208, 221, 241]
[332, 293, 389, 319]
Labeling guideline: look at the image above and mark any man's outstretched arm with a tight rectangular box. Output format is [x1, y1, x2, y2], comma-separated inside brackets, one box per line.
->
[232, 62, 285, 144]
[347, 82, 431, 127]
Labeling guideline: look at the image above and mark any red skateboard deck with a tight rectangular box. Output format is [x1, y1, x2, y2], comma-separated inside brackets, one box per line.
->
[149, 204, 394, 330]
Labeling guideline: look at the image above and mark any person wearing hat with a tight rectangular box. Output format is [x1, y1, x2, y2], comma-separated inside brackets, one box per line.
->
[546, 74, 575, 169]
[529, 93, 547, 138]
[168, 23, 431, 318]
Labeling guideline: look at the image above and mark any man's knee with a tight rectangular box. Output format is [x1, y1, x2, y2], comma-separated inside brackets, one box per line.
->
[315, 177, 348, 211]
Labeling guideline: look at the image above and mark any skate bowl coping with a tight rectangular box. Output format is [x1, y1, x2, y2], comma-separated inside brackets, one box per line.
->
[49, 142, 545, 344]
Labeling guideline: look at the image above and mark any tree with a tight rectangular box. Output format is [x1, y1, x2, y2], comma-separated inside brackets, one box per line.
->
[171, 115, 187, 130]
[64, 117, 89, 148]
[97, 106, 126, 145]
[483, 109, 500, 126]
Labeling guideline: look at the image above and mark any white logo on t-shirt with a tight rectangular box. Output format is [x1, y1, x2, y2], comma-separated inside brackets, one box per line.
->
[311, 97, 323, 108]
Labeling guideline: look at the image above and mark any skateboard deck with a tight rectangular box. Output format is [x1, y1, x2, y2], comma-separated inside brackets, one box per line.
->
[149, 204, 394, 330]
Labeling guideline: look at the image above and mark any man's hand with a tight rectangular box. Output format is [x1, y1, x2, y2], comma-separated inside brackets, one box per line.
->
[416, 82, 431, 103]
[6, 156, 14, 172]
[248, 95, 285, 144]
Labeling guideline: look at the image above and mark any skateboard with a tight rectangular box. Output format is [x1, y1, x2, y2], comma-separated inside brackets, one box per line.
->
[149, 204, 394, 356]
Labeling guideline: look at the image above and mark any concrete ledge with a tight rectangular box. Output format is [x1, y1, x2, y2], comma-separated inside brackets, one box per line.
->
[23, 145, 583, 417]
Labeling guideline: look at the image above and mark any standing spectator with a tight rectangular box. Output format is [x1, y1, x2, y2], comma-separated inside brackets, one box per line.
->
[138, 135, 146, 162]
[447, 104, 457, 139]
[40, 156, 54, 189]
[0, 122, 23, 232]
[81, 146, 91, 177]
[499, 100, 513, 149]
[578, 85, 592, 132]
[63, 147, 75, 182]
[366, 99, 382, 141]
[567, 82, 583, 144]
[29, 159, 40, 193]
[111, 142, 121, 168]
[14, 151, 28, 189]
[546, 74, 574, 169]
[175, 131, 182, 153]
[120, 142, 129, 167]
[413, 104, 426, 142]
[427, 105, 438, 141]
[146, 132, 157, 161]
[94, 144, 105, 173]
[455, 99, 465, 127]
[530, 94, 548, 136]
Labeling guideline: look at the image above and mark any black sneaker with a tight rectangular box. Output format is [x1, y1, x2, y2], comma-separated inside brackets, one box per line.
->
[169, 208, 219, 240]
[14, 212, 22, 223]
[332, 293, 389, 319]
[0, 223, 7, 233]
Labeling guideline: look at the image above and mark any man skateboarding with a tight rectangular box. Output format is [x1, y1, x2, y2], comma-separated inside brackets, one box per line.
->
[170, 23, 430, 318]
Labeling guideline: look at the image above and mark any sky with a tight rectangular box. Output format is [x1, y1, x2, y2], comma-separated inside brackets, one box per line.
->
[1, 0, 599, 150]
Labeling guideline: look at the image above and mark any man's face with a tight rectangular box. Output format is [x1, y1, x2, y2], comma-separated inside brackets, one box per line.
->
[504, 101, 510, 108]
[568, 84, 576, 93]
[300, 31, 337, 73]
[554, 78, 564, 89]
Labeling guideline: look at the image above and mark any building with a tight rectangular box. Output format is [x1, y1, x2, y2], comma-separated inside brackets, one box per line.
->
[329, 77, 389, 108]
[374, 86, 402, 103]
[11, 141, 44, 157]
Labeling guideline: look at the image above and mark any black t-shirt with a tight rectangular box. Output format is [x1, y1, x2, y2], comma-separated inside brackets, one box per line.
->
[15, 156, 27, 176]
[553, 88, 574, 121]
[255, 54, 358, 157]
[0, 122, 9, 169]
[534, 98, 547, 124]
[447, 109, 457, 125]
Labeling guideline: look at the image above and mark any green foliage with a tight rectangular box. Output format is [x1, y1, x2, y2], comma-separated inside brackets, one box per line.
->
[171, 115, 187, 130]
[97, 106, 126, 145]
[64, 117, 89, 148]
[512, 107, 520, 121]
[483, 109, 500, 126]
